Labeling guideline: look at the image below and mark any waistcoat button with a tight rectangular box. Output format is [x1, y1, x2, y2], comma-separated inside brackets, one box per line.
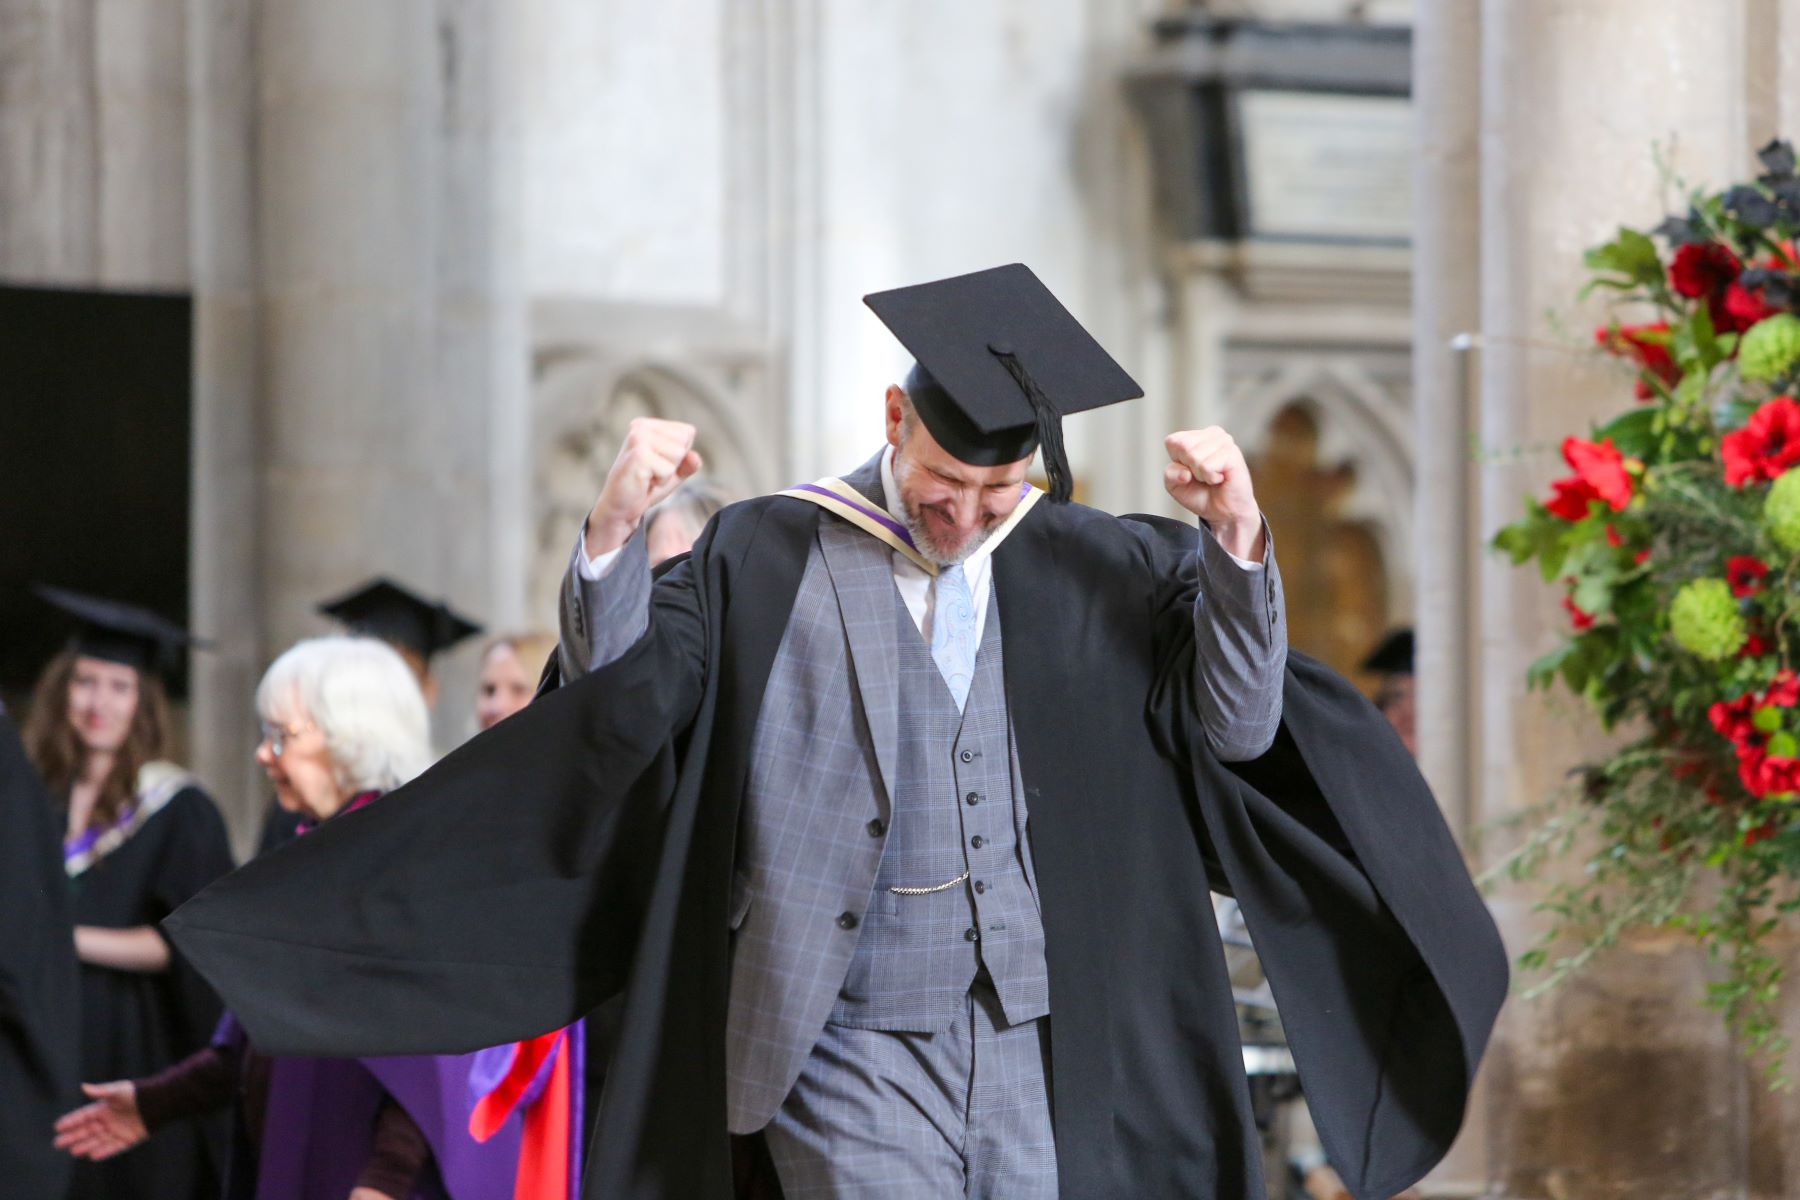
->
[837, 911, 859, 930]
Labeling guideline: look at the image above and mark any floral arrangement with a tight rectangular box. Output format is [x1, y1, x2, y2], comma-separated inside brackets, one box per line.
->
[1492, 140, 1800, 1076]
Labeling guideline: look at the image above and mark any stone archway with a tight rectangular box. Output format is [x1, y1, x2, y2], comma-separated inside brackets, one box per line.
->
[1223, 350, 1413, 688]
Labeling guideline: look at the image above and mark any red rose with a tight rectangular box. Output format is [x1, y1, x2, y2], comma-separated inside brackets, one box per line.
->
[1766, 668, 1800, 708]
[1635, 548, 1652, 565]
[1563, 437, 1634, 508]
[1543, 433, 1636, 519]
[1605, 523, 1624, 548]
[1739, 747, 1770, 796]
[1757, 757, 1800, 797]
[1669, 241, 1741, 299]
[1721, 396, 1800, 486]
[1711, 694, 1759, 745]
[1741, 631, 1772, 658]
[1727, 555, 1772, 596]
[1562, 594, 1595, 631]
[1545, 477, 1599, 521]
[1721, 280, 1779, 332]
[1596, 321, 1681, 398]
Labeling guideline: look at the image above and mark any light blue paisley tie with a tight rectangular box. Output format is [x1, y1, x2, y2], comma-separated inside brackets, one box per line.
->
[930, 563, 977, 710]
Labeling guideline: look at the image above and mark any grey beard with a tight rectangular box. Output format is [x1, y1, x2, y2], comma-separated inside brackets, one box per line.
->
[900, 498, 993, 567]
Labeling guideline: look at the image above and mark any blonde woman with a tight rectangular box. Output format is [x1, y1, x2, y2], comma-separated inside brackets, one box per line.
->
[474, 632, 557, 732]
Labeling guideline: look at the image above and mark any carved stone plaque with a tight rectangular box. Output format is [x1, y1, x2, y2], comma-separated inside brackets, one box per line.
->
[1238, 90, 1413, 243]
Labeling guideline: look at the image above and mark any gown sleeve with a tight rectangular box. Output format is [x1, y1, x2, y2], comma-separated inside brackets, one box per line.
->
[0, 713, 80, 1199]
[165, 549, 712, 1059]
[1130, 513, 1507, 1199]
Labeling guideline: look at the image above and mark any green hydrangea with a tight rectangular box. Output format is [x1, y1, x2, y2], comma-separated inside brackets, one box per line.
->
[1669, 577, 1747, 660]
[1739, 313, 1800, 383]
[1766, 468, 1800, 552]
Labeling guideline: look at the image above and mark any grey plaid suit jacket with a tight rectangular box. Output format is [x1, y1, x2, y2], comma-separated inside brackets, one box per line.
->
[557, 452, 1287, 1132]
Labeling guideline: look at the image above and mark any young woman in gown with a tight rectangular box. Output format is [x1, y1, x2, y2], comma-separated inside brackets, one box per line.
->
[24, 586, 235, 1200]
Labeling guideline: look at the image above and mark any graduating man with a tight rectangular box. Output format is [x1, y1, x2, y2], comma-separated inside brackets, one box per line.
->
[168, 264, 1507, 1199]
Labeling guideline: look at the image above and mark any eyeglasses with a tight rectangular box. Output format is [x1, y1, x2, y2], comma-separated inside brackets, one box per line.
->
[259, 719, 316, 758]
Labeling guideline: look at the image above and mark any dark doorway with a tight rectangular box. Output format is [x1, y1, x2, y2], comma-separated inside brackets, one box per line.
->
[0, 284, 193, 703]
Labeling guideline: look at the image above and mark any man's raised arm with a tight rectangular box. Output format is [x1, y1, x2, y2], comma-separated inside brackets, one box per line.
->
[557, 417, 702, 681]
[1164, 427, 1289, 762]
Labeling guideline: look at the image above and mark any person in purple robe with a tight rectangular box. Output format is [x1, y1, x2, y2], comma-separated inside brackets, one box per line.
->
[54, 636, 580, 1200]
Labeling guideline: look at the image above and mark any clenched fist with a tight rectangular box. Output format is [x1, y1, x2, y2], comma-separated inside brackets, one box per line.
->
[1163, 427, 1265, 562]
[585, 418, 704, 559]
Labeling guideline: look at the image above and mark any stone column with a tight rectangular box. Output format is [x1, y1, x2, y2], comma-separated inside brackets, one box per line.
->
[1410, 0, 1485, 1191]
[1472, 2, 1753, 1195]
[0, 0, 190, 287]
[255, 0, 528, 750]
[186, 0, 265, 850]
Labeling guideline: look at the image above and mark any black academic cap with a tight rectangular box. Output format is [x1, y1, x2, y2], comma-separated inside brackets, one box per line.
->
[863, 263, 1143, 503]
[316, 578, 483, 663]
[1361, 628, 1415, 676]
[33, 584, 198, 677]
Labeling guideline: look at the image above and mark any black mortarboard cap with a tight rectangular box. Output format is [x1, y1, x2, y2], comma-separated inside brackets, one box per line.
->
[1361, 628, 1415, 676]
[316, 578, 483, 663]
[34, 584, 198, 677]
[863, 263, 1143, 503]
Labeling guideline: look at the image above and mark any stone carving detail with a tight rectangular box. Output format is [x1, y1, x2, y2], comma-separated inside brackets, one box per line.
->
[529, 348, 776, 622]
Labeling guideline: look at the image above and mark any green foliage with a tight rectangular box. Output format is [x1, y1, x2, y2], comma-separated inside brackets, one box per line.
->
[1583, 226, 1668, 297]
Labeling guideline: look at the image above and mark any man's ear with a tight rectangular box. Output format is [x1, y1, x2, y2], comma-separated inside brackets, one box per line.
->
[885, 384, 908, 448]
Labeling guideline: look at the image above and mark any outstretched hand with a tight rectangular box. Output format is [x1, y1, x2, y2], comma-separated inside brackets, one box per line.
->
[1163, 427, 1265, 561]
[53, 1081, 148, 1161]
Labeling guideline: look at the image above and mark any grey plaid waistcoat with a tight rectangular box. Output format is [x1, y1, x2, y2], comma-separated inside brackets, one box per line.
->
[827, 586, 1049, 1033]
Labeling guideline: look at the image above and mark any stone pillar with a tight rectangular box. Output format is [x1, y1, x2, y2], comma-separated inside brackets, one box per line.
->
[1410, 0, 1485, 1191]
[186, 0, 265, 850]
[1470, 2, 1753, 1195]
[0, 0, 190, 287]
[255, 0, 527, 750]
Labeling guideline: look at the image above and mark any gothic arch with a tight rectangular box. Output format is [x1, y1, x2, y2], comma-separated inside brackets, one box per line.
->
[527, 347, 781, 623]
[1226, 354, 1415, 619]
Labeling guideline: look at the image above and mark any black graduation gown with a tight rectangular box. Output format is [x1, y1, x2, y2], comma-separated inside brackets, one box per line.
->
[0, 714, 80, 1200]
[167, 496, 1508, 1199]
[68, 783, 235, 1200]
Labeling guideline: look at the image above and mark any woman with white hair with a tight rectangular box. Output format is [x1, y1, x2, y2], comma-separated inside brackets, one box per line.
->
[57, 637, 580, 1200]
[250, 635, 434, 830]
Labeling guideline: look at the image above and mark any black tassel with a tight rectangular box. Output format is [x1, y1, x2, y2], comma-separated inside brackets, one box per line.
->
[993, 350, 1072, 503]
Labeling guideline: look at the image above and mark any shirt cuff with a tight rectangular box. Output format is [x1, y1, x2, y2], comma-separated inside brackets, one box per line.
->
[1202, 515, 1271, 571]
[577, 520, 626, 582]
